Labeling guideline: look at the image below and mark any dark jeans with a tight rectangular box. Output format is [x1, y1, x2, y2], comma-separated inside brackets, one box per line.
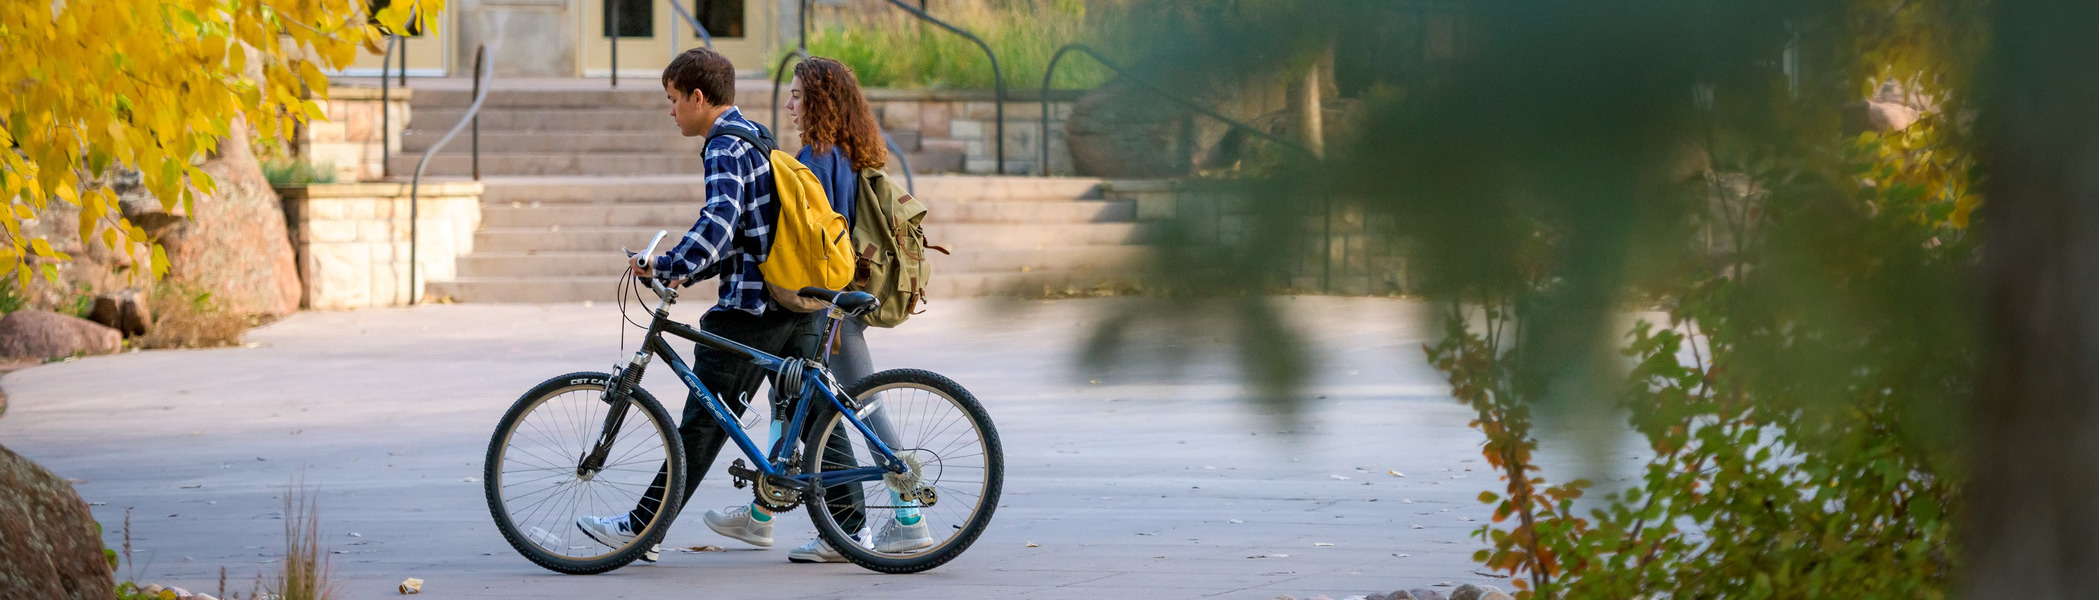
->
[630, 304, 819, 525]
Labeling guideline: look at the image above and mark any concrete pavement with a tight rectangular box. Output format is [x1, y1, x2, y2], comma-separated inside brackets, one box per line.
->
[0, 296, 1545, 599]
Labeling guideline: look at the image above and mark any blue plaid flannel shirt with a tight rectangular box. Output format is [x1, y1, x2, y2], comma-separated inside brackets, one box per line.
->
[652, 107, 778, 315]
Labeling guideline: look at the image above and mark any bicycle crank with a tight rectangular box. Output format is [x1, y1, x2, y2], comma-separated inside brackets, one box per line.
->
[729, 458, 806, 512]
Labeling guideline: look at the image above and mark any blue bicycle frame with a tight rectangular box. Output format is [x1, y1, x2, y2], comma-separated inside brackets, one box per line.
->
[627, 307, 907, 491]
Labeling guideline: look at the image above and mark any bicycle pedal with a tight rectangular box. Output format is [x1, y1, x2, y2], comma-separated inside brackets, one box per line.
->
[728, 459, 754, 489]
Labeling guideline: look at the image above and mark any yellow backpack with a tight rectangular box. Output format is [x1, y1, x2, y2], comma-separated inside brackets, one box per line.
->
[710, 127, 853, 312]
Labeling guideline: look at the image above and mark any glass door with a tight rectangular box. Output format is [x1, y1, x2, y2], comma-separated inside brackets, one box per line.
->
[585, 0, 771, 80]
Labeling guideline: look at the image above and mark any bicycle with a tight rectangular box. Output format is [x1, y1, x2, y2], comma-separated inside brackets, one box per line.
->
[483, 231, 1004, 575]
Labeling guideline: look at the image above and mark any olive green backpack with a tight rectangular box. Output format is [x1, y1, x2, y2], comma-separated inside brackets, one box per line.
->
[848, 168, 945, 327]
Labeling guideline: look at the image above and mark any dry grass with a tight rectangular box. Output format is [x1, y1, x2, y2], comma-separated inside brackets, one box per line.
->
[137, 284, 258, 349]
[269, 482, 338, 600]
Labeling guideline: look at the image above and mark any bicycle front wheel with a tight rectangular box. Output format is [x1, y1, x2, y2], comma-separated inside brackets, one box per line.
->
[803, 369, 1004, 573]
[484, 371, 684, 574]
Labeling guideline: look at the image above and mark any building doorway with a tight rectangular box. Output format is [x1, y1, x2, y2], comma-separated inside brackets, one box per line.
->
[582, 0, 770, 80]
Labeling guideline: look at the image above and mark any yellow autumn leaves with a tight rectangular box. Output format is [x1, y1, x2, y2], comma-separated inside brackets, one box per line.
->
[0, 0, 444, 288]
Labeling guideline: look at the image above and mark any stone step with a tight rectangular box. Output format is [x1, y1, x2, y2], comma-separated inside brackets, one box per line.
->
[401, 131, 703, 154]
[471, 223, 1151, 253]
[408, 107, 772, 132]
[473, 176, 1102, 204]
[424, 276, 718, 304]
[408, 81, 789, 110]
[388, 154, 706, 177]
[478, 200, 1134, 228]
[455, 246, 1146, 278]
[425, 268, 1134, 303]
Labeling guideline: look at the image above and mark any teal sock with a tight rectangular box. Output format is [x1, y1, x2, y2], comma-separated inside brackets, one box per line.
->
[889, 490, 923, 525]
[749, 503, 773, 522]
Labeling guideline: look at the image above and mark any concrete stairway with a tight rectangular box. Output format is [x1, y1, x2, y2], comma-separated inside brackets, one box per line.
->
[395, 82, 964, 177]
[425, 175, 1149, 302]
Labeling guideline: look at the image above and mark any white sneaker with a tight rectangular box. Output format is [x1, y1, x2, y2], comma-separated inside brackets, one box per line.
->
[575, 514, 638, 549]
[641, 543, 660, 563]
[787, 537, 849, 563]
[872, 518, 935, 553]
[702, 505, 775, 547]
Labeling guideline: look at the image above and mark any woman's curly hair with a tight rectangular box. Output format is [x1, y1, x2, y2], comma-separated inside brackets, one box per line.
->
[794, 57, 886, 170]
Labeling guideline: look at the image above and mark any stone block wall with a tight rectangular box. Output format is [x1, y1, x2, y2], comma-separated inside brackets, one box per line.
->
[863, 89, 1080, 176]
[300, 86, 411, 183]
[279, 182, 482, 309]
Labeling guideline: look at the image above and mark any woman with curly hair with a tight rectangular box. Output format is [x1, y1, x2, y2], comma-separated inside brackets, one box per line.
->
[696, 55, 932, 564]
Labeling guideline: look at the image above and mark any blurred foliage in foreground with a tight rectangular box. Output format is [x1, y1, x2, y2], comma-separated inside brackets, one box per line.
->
[1083, 0, 1993, 596]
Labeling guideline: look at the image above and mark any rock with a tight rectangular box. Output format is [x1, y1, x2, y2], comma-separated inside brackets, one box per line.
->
[1481, 593, 1515, 600]
[1843, 100, 1923, 134]
[141, 584, 164, 594]
[0, 310, 121, 360]
[1388, 593, 1416, 600]
[1450, 584, 1486, 600]
[167, 586, 191, 597]
[86, 289, 151, 338]
[0, 443, 115, 600]
[163, 118, 302, 316]
[1408, 590, 1448, 600]
[192, 594, 221, 600]
[1065, 77, 1197, 178]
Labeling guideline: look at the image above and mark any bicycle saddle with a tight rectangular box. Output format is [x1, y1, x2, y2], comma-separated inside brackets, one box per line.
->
[798, 287, 880, 315]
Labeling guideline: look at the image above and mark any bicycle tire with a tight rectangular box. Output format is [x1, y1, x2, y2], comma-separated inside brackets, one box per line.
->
[484, 371, 684, 574]
[802, 368, 1003, 573]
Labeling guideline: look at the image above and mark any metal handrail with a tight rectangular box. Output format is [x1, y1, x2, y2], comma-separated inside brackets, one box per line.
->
[665, 0, 715, 50]
[777, 0, 1008, 175]
[380, 35, 398, 178]
[881, 0, 1004, 174]
[409, 45, 494, 304]
[1039, 43, 1317, 176]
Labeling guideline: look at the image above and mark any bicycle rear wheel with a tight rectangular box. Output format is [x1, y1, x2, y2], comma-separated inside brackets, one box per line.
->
[484, 371, 684, 574]
[802, 369, 1003, 573]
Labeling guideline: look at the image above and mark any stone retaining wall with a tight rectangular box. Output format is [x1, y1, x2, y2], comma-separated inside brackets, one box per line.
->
[300, 86, 411, 183]
[279, 182, 482, 309]
[863, 89, 1079, 176]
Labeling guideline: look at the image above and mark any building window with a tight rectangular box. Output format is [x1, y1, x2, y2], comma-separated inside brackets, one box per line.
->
[694, 0, 744, 39]
[603, 0, 653, 38]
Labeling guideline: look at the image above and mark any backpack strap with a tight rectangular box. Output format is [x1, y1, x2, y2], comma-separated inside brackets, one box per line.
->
[705, 121, 778, 156]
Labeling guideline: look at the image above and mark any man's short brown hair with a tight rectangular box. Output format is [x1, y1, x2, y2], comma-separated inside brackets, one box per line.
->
[663, 47, 735, 107]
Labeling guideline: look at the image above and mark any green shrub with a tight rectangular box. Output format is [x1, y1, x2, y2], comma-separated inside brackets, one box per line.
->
[797, 0, 1116, 91]
[261, 159, 337, 187]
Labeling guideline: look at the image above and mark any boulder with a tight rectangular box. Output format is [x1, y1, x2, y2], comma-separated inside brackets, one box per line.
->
[1065, 78, 1197, 179]
[0, 310, 121, 360]
[86, 289, 151, 338]
[1407, 590, 1448, 600]
[162, 119, 303, 316]
[0, 443, 114, 599]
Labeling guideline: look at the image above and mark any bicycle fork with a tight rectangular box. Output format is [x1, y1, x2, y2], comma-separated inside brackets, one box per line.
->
[579, 344, 654, 479]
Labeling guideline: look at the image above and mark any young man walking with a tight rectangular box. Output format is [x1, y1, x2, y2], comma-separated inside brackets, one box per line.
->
[574, 46, 817, 563]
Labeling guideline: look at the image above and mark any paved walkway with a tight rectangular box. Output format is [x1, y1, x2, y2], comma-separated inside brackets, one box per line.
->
[0, 297, 1526, 599]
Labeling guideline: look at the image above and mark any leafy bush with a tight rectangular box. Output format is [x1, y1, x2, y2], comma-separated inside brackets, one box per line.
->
[798, 0, 1115, 90]
[261, 159, 338, 187]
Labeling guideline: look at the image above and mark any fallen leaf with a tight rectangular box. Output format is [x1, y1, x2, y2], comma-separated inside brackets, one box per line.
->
[1228, 519, 1245, 524]
[399, 577, 423, 594]
[1331, 475, 1351, 481]
[1314, 542, 1334, 547]
[1389, 470, 1405, 477]
[678, 545, 724, 553]
[462, 477, 480, 483]
[1026, 542, 1040, 548]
